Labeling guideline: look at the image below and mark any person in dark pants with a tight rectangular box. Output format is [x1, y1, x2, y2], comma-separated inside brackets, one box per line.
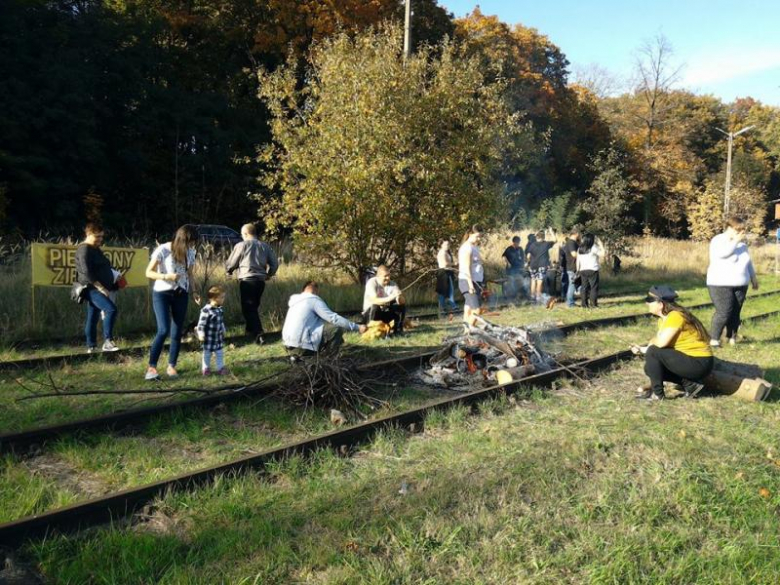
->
[575, 233, 602, 308]
[559, 229, 579, 307]
[362, 265, 406, 333]
[631, 285, 714, 401]
[226, 223, 279, 344]
[706, 217, 759, 347]
[436, 240, 457, 315]
[75, 222, 120, 353]
[501, 235, 525, 301]
[145, 225, 200, 380]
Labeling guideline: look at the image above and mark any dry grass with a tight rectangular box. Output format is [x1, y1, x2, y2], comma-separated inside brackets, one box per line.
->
[2, 234, 778, 346]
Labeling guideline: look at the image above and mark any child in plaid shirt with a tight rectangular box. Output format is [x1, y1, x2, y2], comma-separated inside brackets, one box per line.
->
[197, 285, 228, 375]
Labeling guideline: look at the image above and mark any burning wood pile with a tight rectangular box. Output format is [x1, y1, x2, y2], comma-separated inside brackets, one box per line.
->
[415, 316, 557, 390]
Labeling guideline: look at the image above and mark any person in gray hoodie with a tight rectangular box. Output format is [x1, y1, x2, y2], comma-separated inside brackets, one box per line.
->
[226, 223, 279, 344]
[282, 281, 367, 356]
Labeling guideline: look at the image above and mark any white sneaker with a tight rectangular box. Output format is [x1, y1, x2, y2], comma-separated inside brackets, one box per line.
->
[728, 337, 736, 346]
[87, 347, 97, 354]
[102, 340, 120, 352]
[709, 340, 721, 347]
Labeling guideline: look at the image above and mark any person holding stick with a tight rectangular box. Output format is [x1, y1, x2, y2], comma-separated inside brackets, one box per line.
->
[363, 265, 407, 334]
[631, 285, 714, 401]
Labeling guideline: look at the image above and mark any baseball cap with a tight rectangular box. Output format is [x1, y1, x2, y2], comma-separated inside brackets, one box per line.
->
[644, 285, 678, 303]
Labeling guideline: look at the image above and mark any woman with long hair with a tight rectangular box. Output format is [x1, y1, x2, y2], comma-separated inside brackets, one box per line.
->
[575, 232, 602, 308]
[457, 225, 484, 325]
[631, 286, 714, 401]
[144, 225, 200, 380]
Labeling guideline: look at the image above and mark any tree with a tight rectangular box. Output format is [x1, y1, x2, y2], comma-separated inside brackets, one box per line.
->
[257, 25, 532, 280]
[454, 9, 612, 216]
[688, 178, 766, 240]
[582, 146, 637, 255]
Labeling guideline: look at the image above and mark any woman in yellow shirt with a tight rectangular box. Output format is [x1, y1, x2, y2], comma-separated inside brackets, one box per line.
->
[631, 285, 714, 401]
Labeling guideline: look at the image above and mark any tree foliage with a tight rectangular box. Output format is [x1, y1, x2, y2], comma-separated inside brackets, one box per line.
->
[582, 146, 637, 255]
[453, 9, 612, 217]
[688, 179, 767, 241]
[258, 25, 532, 280]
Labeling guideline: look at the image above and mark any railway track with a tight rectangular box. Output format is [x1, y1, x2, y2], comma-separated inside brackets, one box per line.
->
[0, 349, 632, 547]
[3, 296, 779, 456]
[0, 287, 700, 372]
[1, 300, 778, 548]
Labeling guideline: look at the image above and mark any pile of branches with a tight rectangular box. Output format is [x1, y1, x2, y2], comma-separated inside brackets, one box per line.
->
[276, 356, 389, 416]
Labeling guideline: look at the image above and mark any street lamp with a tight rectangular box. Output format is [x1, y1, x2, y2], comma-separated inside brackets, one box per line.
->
[716, 125, 754, 216]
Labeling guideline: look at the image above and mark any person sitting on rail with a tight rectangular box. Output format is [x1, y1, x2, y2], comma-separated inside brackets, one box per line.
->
[362, 265, 407, 334]
[631, 285, 714, 401]
[283, 281, 367, 357]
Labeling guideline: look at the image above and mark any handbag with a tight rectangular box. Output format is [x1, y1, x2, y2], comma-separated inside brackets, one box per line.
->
[70, 282, 88, 304]
[573, 272, 582, 288]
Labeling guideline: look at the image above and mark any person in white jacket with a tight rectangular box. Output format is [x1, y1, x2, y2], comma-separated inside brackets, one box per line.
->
[282, 281, 367, 356]
[706, 217, 759, 347]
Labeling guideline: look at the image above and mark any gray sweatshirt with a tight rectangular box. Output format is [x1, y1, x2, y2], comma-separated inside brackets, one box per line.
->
[282, 292, 359, 352]
[225, 239, 279, 281]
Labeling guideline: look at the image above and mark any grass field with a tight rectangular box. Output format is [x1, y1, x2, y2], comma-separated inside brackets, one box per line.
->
[7, 308, 780, 583]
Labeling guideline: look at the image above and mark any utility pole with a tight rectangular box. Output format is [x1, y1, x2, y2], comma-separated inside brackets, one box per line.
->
[403, 0, 412, 59]
[716, 125, 754, 217]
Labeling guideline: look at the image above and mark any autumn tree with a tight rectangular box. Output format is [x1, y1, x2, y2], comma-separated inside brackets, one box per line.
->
[454, 9, 611, 215]
[688, 178, 766, 240]
[582, 146, 637, 255]
[258, 25, 532, 280]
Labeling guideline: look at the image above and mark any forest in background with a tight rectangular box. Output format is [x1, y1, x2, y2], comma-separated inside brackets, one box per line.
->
[1, 0, 779, 243]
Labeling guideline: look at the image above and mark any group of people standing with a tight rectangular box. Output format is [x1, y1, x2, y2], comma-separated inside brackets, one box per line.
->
[75, 222, 280, 379]
[74, 216, 760, 389]
[434, 225, 605, 325]
[497, 228, 604, 308]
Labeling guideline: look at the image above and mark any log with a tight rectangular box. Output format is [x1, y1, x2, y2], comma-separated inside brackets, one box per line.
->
[704, 370, 772, 402]
[495, 365, 536, 385]
[712, 358, 764, 380]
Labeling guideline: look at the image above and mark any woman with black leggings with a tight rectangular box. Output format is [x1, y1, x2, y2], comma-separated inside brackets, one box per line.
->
[631, 285, 714, 401]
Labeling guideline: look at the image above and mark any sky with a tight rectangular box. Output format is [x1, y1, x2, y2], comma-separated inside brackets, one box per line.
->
[438, 0, 780, 106]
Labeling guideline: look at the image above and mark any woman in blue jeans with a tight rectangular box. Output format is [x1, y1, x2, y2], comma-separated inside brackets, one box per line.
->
[75, 222, 120, 353]
[144, 225, 199, 380]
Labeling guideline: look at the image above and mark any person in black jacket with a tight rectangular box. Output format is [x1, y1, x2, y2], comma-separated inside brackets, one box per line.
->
[75, 222, 120, 353]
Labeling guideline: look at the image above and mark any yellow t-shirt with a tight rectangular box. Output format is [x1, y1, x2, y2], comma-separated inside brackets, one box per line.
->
[657, 311, 713, 358]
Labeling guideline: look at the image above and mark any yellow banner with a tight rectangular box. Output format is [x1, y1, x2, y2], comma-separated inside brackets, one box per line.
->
[31, 243, 149, 288]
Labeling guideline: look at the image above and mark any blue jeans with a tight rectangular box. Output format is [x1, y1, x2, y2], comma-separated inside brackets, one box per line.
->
[149, 289, 189, 367]
[438, 275, 457, 311]
[85, 288, 117, 348]
[564, 270, 577, 306]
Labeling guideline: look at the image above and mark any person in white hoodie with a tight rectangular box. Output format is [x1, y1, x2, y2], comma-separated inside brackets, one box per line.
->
[282, 281, 367, 356]
[706, 217, 759, 347]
